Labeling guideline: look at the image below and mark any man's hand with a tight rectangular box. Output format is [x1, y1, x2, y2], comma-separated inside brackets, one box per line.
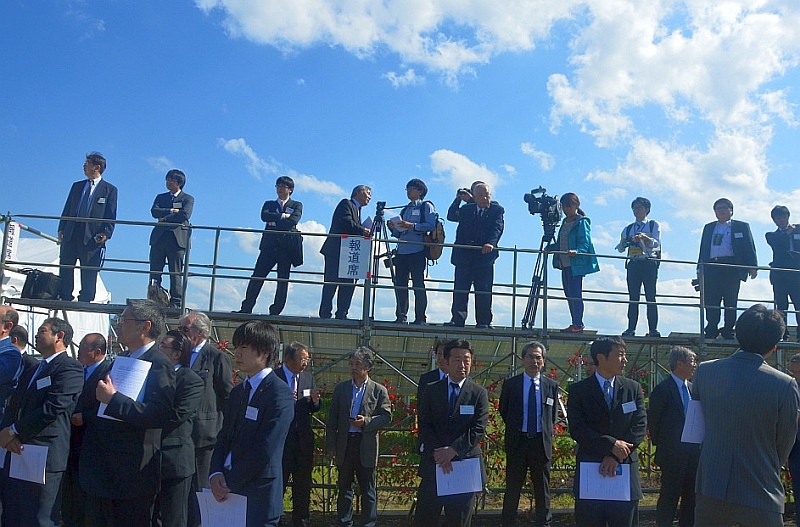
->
[748, 268, 758, 279]
[71, 413, 85, 427]
[457, 189, 472, 203]
[567, 249, 578, 257]
[94, 233, 108, 245]
[0, 427, 16, 449]
[481, 243, 494, 254]
[433, 446, 457, 473]
[96, 375, 117, 404]
[311, 389, 321, 405]
[57, 231, 63, 244]
[4, 437, 23, 455]
[210, 474, 231, 502]
[599, 455, 620, 477]
[612, 440, 634, 460]
[363, 228, 371, 237]
[349, 415, 366, 428]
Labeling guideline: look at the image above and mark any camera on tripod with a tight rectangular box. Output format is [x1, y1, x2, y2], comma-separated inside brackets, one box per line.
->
[523, 186, 562, 228]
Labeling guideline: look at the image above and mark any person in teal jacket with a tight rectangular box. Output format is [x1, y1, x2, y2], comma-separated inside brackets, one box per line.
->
[551, 193, 599, 332]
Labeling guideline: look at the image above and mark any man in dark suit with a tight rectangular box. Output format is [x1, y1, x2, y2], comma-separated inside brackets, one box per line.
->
[210, 321, 294, 527]
[567, 336, 647, 527]
[417, 338, 449, 404]
[647, 346, 699, 527]
[445, 183, 505, 328]
[693, 305, 799, 526]
[61, 333, 113, 527]
[81, 299, 176, 527]
[766, 205, 800, 340]
[149, 169, 194, 309]
[787, 354, 800, 502]
[178, 310, 233, 518]
[236, 176, 303, 315]
[0, 317, 83, 527]
[154, 330, 204, 527]
[416, 339, 489, 527]
[58, 151, 118, 302]
[697, 198, 758, 339]
[325, 347, 392, 527]
[0, 306, 22, 423]
[319, 185, 372, 320]
[276, 341, 320, 527]
[499, 341, 559, 526]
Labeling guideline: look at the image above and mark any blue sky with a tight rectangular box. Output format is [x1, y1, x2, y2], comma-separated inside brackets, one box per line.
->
[3, 1, 799, 335]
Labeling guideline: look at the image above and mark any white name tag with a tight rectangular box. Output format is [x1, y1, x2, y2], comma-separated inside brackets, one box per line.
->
[546, 397, 554, 406]
[621, 401, 637, 414]
[285, 207, 294, 214]
[97, 197, 106, 204]
[303, 389, 311, 397]
[793, 234, 800, 240]
[245, 406, 259, 420]
[460, 405, 475, 415]
[734, 232, 744, 238]
[37, 376, 51, 390]
[411, 209, 420, 216]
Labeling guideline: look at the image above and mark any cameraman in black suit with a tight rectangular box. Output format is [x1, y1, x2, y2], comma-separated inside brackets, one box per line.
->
[149, 169, 194, 308]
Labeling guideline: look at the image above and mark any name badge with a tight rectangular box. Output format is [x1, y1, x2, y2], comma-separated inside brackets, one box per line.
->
[411, 209, 420, 216]
[793, 234, 800, 240]
[621, 401, 637, 414]
[734, 232, 744, 238]
[546, 397, 554, 406]
[285, 207, 294, 214]
[303, 389, 311, 397]
[245, 406, 259, 420]
[37, 376, 51, 390]
[97, 197, 106, 204]
[460, 405, 475, 415]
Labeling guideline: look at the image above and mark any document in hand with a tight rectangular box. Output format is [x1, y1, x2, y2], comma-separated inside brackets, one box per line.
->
[436, 457, 483, 497]
[9, 444, 48, 484]
[196, 490, 247, 527]
[680, 400, 705, 444]
[578, 462, 631, 501]
[97, 356, 152, 420]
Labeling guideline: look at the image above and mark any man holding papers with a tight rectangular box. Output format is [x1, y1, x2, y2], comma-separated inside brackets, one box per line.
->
[567, 336, 646, 527]
[81, 299, 176, 527]
[693, 305, 800, 526]
[647, 346, 699, 527]
[0, 317, 83, 527]
[209, 321, 294, 527]
[416, 339, 489, 527]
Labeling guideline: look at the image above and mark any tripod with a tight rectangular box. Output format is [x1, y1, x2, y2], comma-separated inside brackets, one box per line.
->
[368, 202, 403, 321]
[521, 222, 558, 330]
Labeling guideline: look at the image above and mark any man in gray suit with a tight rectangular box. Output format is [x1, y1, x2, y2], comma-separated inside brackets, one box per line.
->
[325, 347, 392, 527]
[693, 304, 800, 526]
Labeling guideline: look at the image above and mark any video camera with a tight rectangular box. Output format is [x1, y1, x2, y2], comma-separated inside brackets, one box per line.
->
[523, 187, 562, 228]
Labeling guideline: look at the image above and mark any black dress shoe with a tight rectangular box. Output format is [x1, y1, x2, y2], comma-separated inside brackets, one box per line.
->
[647, 330, 661, 338]
[232, 309, 252, 314]
[621, 329, 635, 337]
[476, 324, 493, 329]
[443, 320, 465, 327]
[720, 330, 735, 340]
[393, 318, 408, 324]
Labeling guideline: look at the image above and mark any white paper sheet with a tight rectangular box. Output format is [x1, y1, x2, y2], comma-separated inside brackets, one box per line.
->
[681, 400, 705, 444]
[362, 216, 373, 231]
[435, 457, 483, 497]
[196, 491, 247, 527]
[98, 356, 152, 420]
[389, 215, 408, 232]
[578, 462, 631, 501]
[9, 444, 48, 484]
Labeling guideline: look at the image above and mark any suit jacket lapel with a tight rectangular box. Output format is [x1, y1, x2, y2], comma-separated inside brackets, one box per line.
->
[358, 379, 373, 415]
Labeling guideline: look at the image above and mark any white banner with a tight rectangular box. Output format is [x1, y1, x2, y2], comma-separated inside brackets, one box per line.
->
[338, 236, 371, 280]
[4, 221, 19, 263]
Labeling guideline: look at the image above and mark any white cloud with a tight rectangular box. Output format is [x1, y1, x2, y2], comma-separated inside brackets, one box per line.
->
[521, 142, 555, 171]
[429, 149, 500, 190]
[384, 68, 425, 88]
[146, 156, 174, 172]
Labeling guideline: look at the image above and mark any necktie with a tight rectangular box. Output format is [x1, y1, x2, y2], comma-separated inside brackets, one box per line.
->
[681, 383, 691, 414]
[603, 379, 613, 410]
[78, 180, 94, 216]
[239, 379, 253, 420]
[28, 360, 46, 389]
[84, 366, 89, 382]
[292, 374, 299, 401]
[526, 377, 538, 436]
[449, 382, 460, 416]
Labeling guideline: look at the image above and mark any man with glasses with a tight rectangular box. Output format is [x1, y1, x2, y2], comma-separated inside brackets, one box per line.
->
[236, 176, 303, 315]
[58, 151, 118, 303]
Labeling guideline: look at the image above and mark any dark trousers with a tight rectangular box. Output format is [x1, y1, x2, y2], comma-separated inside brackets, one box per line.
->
[241, 248, 292, 314]
[149, 233, 185, 305]
[789, 439, 800, 500]
[61, 461, 86, 527]
[451, 261, 494, 326]
[336, 434, 377, 527]
[235, 476, 284, 527]
[415, 474, 475, 527]
[393, 251, 427, 322]
[188, 446, 214, 527]
[695, 494, 783, 527]
[84, 493, 155, 527]
[702, 262, 741, 335]
[574, 498, 638, 527]
[282, 428, 314, 524]
[0, 467, 63, 527]
[501, 434, 551, 526]
[772, 272, 800, 333]
[626, 259, 658, 333]
[59, 236, 102, 302]
[320, 255, 356, 319]
[655, 454, 698, 527]
[152, 476, 192, 527]
[561, 267, 585, 328]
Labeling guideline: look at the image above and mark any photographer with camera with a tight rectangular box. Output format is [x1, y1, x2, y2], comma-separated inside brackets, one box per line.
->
[550, 193, 599, 333]
[766, 205, 800, 341]
[616, 197, 661, 337]
[387, 179, 437, 324]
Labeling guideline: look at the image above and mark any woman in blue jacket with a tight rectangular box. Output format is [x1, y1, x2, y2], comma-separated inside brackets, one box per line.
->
[552, 193, 599, 332]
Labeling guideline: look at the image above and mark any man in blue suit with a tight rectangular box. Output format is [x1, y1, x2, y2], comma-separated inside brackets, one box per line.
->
[210, 321, 294, 527]
[58, 151, 118, 302]
[445, 183, 504, 328]
[149, 169, 194, 308]
[0, 306, 23, 423]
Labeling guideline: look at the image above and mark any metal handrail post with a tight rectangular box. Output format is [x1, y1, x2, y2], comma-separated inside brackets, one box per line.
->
[208, 227, 222, 312]
[511, 246, 518, 331]
[0, 213, 11, 297]
[179, 224, 192, 312]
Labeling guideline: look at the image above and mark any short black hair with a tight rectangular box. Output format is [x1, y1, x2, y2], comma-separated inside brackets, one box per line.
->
[9, 325, 27, 347]
[713, 198, 733, 211]
[443, 339, 473, 359]
[284, 340, 309, 361]
[42, 317, 74, 347]
[735, 304, 785, 355]
[276, 176, 295, 191]
[163, 329, 192, 367]
[80, 332, 107, 356]
[631, 197, 651, 212]
[166, 169, 186, 189]
[771, 205, 790, 219]
[349, 346, 375, 370]
[86, 152, 107, 174]
[521, 341, 547, 359]
[126, 299, 165, 340]
[590, 336, 626, 366]
[406, 178, 428, 199]
[232, 321, 279, 366]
